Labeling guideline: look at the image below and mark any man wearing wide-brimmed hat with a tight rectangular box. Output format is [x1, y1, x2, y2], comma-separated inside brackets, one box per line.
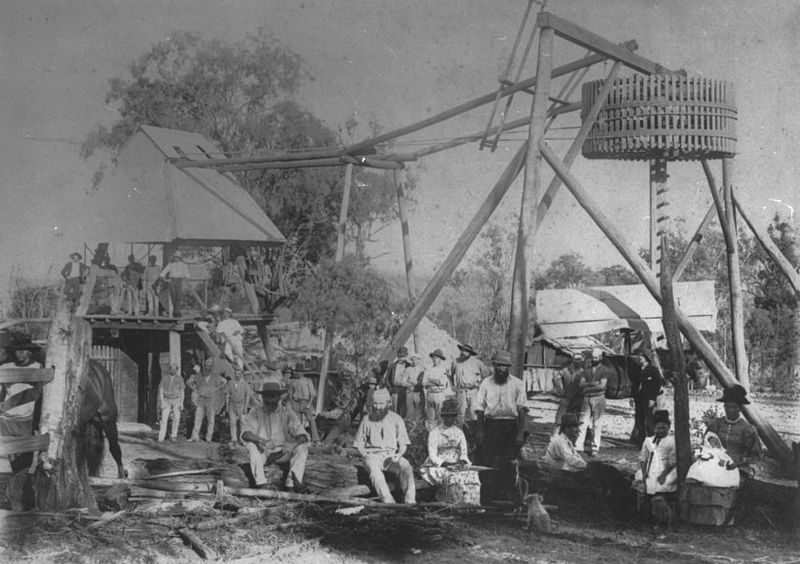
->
[386, 346, 411, 418]
[61, 252, 87, 304]
[353, 387, 416, 504]
[159, 250, 190, 317]
[543, 413, 587, 472]
[422, 348, 451, 430]
[475, 350, 528, 500]
[241, 381, 309, 491]
[187, 361, 227, 442]
[451, 343, 491, 428]
[285, 365, 320, 443]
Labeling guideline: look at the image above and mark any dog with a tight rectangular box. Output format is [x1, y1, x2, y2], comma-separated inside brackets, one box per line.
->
[524, 493, 552, 533]
[651, 495, 674, 531]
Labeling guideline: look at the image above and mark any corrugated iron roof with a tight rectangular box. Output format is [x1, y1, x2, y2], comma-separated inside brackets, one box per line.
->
[88, 125, 285, 246]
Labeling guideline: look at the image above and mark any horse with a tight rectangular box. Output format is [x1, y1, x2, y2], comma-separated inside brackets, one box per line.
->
[78, 359, 126, 478]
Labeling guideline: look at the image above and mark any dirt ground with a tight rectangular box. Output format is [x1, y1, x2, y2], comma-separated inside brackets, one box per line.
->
[2, 393, 799, 563]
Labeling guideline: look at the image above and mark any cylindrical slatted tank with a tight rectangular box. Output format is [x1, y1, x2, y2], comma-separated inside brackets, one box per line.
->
[580, 75, 737, 161]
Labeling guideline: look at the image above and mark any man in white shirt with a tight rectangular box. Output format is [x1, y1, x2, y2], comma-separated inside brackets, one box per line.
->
[159, 250, 191, 317]
[544, 413, 587, 472]
[422, 349, 451, 430]
[216, 307, 245, 369]
[353, 388, 416, 504]
[450, 343, 490, 428]
[475, 350, 527, 500]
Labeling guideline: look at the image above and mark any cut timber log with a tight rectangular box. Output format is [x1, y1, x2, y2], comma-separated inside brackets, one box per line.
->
[178, 528, 218, 560]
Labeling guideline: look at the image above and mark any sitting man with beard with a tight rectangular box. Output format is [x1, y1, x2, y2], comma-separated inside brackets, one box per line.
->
[353, 388, 416, 504]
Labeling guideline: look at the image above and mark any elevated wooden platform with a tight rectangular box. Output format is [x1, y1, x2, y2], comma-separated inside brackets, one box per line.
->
[83, 313, 274, 332]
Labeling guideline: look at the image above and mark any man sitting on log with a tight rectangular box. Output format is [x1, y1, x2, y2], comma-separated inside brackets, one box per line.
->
[353, 387, 416, 504]
[240, 381, 310, 492]
[543, 413, 587, 472]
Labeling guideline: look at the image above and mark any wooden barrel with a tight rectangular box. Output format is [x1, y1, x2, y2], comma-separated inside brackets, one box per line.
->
[581, 75, 737, 161]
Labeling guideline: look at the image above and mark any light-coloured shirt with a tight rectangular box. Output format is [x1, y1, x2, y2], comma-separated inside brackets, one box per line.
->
[544, 433, 587, 472]
[226, 379, 254, 407]
[427, 424, 470, 466]
[143, 265, 161, 285]
[394, 361, 421, 389]
[241, 404, 308, 446]
[353, 410, 410, 454]
[287, 376, 316, 402]
[475, 375, 526, 420]
[216, 318, 243, 340]
[159, 372, 185, 400]
[68, 262, 82, 278]
[451, 356, 490, 390]
[160, 261, 190, 280]
[422, 363, 451, 394]
[188, 372, 226, 399]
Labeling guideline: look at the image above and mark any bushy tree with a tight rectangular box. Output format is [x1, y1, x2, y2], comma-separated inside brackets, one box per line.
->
[293, 257, 394, 372]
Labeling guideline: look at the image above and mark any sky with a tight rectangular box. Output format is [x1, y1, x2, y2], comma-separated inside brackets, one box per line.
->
[1, 0, 798, 311]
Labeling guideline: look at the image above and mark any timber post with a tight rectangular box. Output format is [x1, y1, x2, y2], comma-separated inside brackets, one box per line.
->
[660, 234, 691, 484]
[316, 163, 353, 415]
[722, 158, 749, 388]
[393, 169, 419, 352]
[509, 25, 554, 375]
[36, 297, 97, 511]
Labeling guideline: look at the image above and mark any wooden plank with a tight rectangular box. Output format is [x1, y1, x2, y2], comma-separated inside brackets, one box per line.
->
[0, 434, 49, 456]
[0, 367, 54, 384]
[673, 162, 722, 281]
[75, 268, 98, 317]
[343, 44, 636, 157]
[537, 12, 676, 76]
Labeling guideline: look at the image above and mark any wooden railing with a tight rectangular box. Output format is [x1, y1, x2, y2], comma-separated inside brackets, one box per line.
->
[0, 366, 55, 458]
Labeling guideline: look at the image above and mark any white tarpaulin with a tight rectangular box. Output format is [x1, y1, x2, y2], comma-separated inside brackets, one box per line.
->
[536, 281, 717, 338]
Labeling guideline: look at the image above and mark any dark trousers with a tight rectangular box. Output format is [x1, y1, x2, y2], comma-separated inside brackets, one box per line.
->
[478, 418, 518, 501]
[631, 397, 655, 448]
[168, 278, 183, 316]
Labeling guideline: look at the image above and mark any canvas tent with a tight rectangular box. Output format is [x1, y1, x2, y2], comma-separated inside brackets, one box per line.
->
[88, 125, 285, 246]
[535, 282, 717, 339]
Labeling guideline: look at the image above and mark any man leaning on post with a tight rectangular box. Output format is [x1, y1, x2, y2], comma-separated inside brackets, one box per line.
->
[474, 350, 528, 500]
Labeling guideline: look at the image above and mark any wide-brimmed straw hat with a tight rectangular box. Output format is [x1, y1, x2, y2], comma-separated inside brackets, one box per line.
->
[457, 343, 477, 356]
[429, 349, 446, 361]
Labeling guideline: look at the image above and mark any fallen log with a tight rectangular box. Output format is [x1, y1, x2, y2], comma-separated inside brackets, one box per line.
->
[145, 467, 227, 480]
[87, 510, 126, 530]
[177, 527, 218, 560]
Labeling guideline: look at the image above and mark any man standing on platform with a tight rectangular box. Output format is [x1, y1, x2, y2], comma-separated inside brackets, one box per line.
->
[576, 348, 612, 456]
[159, 251, 190, 317]
[61, 252, 87, 305]
[157, 364, 184, 442]
[121, 254, 145, 316]
[353, 388, 416, 504]
[143, 256, 161, 316]
[475, 350, 528, 500]
[451, 343, 490, 428]
[241, 381, 309, 491]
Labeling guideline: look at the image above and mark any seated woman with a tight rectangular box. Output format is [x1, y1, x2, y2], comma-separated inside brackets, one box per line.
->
[705, 385, 761, 483]
[420, 399, 480, 504]
[635, 410, 677, 495]
[686, 431, 740, 488]
[543, 413, 587, 472]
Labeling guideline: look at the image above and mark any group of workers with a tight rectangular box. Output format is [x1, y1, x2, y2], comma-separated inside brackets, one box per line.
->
[61, 250, 191, 317]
